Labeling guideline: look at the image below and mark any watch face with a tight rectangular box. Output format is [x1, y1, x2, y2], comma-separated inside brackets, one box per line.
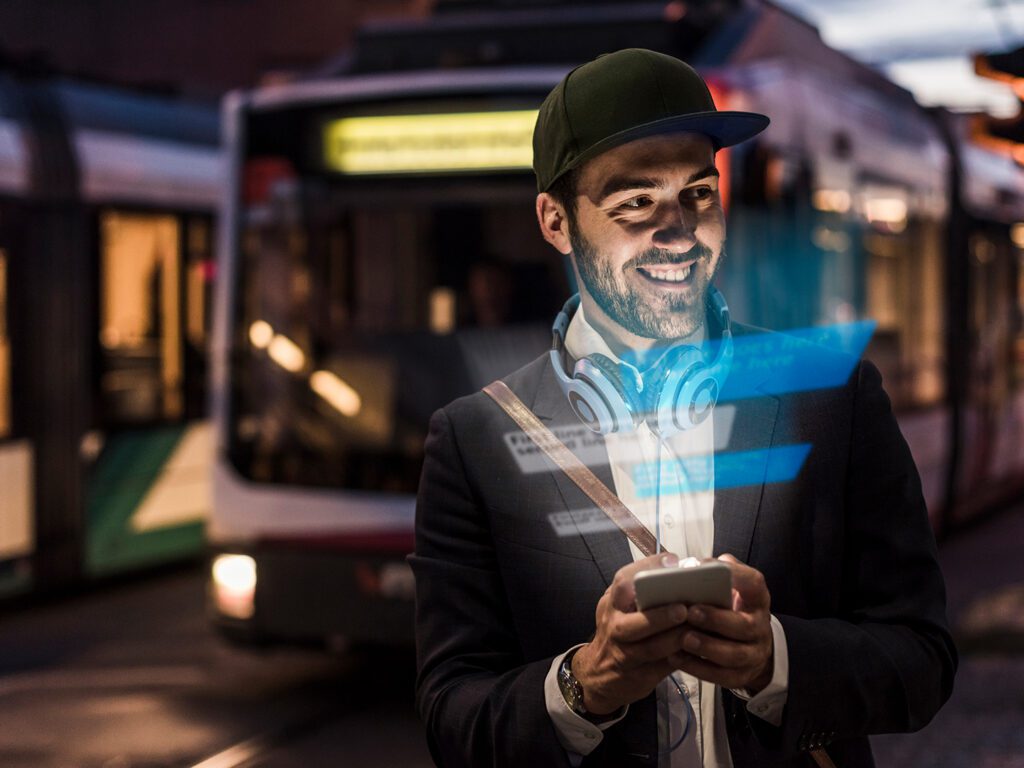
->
[558, 659, 586, 715]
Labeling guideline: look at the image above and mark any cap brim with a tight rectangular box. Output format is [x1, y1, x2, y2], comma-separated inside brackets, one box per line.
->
[549, 110, 769, 190]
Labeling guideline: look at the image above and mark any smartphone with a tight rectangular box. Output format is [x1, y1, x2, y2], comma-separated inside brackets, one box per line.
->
[633, 561, 732, 611]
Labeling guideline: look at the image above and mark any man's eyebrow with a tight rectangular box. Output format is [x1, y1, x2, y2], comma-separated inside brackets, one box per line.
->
[596, 175, 661, 203]
[596, 165, 720, 203]
[686, 165, 720, 185]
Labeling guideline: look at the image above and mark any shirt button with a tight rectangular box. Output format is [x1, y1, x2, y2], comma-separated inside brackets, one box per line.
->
[757, 705, 769, 713]
[663, 515, 674, 528]
[584, 731, 597, 740]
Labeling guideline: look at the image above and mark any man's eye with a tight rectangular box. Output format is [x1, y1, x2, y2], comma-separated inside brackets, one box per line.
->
[620, 196, 652, 210]
[684, 186, 713, 200]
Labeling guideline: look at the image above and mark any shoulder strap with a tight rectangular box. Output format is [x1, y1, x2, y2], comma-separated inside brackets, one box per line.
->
[483, 379, 660, 558]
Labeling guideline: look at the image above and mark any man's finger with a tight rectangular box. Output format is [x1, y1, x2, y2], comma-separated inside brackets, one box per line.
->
[624, 623, 693, 665]
[612, 602, 688, 642]
[687, 603, 760, 642]
[716, 554, 770, 610]
[610, 552, 679, 610]
[678, 628, 758, 669]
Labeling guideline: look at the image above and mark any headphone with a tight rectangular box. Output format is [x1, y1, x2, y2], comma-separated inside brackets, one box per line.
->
[550, 286, 733, 437]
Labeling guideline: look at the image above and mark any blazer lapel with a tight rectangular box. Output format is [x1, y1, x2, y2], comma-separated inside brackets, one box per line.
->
[528, 353, 781, 580]
[531, 360, 633, 586]
[712, 392, 780, 562]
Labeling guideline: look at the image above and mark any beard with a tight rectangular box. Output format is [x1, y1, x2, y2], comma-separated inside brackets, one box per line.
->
[570, 227, 719, 340]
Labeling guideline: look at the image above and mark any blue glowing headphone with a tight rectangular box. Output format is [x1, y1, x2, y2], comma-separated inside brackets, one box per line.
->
[549, 286, 733, 437]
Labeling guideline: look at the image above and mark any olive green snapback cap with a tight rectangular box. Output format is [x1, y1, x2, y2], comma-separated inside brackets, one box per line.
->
[533, 48, 770, 192]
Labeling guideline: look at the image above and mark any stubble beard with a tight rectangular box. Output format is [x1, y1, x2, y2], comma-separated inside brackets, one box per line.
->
[569, 227, 720, 340]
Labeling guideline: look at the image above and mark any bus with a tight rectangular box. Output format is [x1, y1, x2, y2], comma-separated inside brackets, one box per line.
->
[207, 0, 1024, 646]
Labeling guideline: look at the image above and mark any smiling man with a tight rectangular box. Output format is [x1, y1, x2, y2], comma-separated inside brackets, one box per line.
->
[411, 49, 956, 768]
[544, 132, 723, 354]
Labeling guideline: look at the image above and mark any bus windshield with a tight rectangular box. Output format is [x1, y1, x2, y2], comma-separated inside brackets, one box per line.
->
[227, 103, 568, 492]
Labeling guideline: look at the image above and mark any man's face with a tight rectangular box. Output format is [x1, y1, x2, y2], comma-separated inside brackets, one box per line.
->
[566, 132, 725, 340]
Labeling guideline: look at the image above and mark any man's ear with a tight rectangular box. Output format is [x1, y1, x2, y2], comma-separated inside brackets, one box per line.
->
[536, 193, 573, 255]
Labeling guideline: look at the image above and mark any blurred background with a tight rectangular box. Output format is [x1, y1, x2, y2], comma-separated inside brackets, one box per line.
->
[1, 0, 1023, 765]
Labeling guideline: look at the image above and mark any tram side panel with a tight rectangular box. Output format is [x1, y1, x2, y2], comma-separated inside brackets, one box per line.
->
[0, 76, 223, 597]
[60, 82, 223, 579]
[8, 79, 92, 592]
[959, 138, 1024, 520]
[715, 59, 953, 526]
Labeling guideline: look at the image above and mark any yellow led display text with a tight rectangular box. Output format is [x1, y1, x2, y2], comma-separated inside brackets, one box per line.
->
[323, 110, 539, 174]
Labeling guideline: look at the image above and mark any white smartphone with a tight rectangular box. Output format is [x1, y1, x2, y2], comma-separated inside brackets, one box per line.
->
[633, 561, 733, 611]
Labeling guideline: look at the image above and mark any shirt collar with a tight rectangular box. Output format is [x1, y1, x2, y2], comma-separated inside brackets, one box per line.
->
[564, 300, 707, 382]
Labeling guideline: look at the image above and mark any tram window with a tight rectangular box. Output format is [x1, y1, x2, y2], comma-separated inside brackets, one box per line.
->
[967, 230, 1015, 404]
[99, 211, 183, 424]
[0, 248, 9, 438]
[864, 217, 945, 409]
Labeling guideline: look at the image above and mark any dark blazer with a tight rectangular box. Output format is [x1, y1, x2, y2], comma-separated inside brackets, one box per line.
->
[410, 323, 957, 768]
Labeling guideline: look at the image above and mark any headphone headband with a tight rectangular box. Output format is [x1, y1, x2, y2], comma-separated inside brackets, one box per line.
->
[551, 293, 579, 351]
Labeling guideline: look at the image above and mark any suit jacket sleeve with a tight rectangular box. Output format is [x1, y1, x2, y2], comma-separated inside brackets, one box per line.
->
[410, 405, 574, 768]
[746, 360, 958, 755]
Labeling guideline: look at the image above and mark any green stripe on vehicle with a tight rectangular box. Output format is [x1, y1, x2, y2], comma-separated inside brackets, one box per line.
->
[85, 426, 206, 575]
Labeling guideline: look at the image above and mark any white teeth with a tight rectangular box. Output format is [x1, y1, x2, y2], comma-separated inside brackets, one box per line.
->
[642, 264, 692, 283]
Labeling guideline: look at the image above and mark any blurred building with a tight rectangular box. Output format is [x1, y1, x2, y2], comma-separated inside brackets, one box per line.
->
[0, 0, 430, 99]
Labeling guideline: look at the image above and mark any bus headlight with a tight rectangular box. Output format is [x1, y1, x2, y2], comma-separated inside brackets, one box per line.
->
[211, 554, 257, 620]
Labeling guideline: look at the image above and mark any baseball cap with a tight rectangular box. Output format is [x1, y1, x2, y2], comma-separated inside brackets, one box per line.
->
[533, 48, 770, 192]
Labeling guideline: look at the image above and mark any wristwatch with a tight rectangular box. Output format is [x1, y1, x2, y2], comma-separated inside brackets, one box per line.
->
[558, 648, 621, 724]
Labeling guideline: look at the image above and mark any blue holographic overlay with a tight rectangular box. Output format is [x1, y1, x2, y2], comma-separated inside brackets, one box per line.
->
[630, 443, 813, 497]
[717, 320, 876, 401]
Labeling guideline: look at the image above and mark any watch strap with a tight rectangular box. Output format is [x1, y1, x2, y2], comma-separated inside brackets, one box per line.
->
[559, 648, 623, 725]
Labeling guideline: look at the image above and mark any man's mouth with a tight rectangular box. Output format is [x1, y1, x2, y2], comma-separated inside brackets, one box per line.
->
[636, 260, 696, 285]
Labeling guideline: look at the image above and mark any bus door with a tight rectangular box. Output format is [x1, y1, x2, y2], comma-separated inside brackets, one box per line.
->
[86, 209, 214, 574]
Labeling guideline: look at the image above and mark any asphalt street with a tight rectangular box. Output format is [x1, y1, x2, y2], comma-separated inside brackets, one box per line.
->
[0, 566, 433, 768]
[1, 506, 1022, 767]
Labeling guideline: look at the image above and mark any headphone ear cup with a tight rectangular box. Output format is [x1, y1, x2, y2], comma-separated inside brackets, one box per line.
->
[588, 353, 645, 415]
[570, 353, 641, 433]
[650, 345, 714, 437]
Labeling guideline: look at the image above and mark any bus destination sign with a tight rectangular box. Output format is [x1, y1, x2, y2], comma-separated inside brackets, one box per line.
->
[322, 110, 538, 175]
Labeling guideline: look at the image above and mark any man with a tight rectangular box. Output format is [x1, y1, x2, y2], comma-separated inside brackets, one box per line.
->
[411, 48, 956, 767]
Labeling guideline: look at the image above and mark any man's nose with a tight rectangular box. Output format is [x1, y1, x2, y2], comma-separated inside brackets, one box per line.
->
[651, 201, 697, 252]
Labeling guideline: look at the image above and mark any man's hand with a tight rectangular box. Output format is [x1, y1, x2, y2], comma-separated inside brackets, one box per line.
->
[670, 554, 774, 693]
[572, 553, 691, 714]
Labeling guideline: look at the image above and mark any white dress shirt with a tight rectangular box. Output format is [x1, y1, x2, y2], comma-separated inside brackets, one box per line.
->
[543, 302, 790, 766]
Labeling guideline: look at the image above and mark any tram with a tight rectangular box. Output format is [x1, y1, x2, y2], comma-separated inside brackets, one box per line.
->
[207, 0, 1024, 645]
[0, 69, 221, 597]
